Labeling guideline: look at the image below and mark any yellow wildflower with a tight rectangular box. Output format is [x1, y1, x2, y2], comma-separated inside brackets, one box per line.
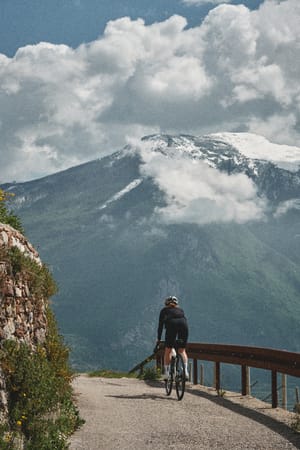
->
[4, 433, 12, 442]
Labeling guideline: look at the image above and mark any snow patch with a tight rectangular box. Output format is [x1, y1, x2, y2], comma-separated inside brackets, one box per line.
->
[209, 132, 300, 172]
[99, 179, 143, 210]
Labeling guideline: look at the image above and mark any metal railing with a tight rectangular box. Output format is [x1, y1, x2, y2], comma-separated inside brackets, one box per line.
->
[129, 342, 300, 408]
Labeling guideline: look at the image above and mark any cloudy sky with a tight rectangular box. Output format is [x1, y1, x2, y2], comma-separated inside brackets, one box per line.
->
[137, 137, 267, 225]
[0, 0, 299, 184]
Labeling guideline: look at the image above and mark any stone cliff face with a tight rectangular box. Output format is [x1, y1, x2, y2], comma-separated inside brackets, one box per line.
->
[0, 223, 48, 423]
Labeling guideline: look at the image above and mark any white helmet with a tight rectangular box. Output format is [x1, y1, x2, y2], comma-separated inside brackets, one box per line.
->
[164, 296, 179, 306]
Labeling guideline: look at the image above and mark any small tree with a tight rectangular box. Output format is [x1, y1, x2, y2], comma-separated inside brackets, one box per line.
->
[0, 188, 24, 233]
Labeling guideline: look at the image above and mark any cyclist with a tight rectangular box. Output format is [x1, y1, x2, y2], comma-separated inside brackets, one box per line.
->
[156, 296, 189, 380]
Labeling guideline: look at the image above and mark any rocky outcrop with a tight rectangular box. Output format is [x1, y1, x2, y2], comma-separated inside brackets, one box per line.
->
[0, 224, 46, 345]
[0, 224, 41, 263]
[0, 223, 47, 423]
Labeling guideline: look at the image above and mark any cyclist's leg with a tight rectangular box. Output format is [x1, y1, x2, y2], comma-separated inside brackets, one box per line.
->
[178, 348, 188, 363]
[178, 348, 189, 379]
[164, 347, 172, 365]
[164, 324, 177, 379]
[177, 320, 189, 378]
[165, 323, 177, 358]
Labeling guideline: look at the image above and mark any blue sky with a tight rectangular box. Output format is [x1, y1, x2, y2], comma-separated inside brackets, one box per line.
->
[0, 0, 264, 57]
[0, 0, 299, 183]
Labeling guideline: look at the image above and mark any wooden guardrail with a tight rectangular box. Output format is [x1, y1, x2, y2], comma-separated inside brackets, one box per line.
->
[130, 342, 300, 408]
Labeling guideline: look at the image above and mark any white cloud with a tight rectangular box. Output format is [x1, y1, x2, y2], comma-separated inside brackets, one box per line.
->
[0, 1, 300, 182]
[138, 141, 266, 225]
[274, 199, 300, 218]
[248, 113, 299, 147]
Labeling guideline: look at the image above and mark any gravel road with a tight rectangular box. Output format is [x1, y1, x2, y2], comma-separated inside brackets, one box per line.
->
[69, 375, 300, 450]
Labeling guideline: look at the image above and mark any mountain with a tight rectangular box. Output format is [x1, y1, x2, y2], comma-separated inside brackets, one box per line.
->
[3, 133, 300, 371]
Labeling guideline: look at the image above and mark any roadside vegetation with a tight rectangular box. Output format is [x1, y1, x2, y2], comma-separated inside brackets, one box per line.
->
[292, 403, 300, 433]
[0, 189, 83, 449]
[0, 189, 23, 233]
[88, 365, 161, 381]
[88, 369, 138, 379]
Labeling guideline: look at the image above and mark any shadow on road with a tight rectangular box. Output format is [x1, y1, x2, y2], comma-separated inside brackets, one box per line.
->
[187, 387, 300, 450]
[105, 380, 177, 401]
[105, 393, 177, 401]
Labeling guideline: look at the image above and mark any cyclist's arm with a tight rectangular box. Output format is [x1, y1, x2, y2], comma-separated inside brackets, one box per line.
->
[157, 309, 165, 341]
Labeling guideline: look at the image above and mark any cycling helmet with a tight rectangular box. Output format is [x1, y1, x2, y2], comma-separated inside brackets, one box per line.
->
[164, 296, 179, 306]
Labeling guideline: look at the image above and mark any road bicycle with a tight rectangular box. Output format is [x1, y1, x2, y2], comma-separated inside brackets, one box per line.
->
[154, 341, 186, 401]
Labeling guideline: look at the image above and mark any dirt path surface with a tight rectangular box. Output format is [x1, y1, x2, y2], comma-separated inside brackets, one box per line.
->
[69, 375, 300, 450]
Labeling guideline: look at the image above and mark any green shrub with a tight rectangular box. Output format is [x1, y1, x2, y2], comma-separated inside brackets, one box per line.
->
[6, 247, 57, 298]
[0, 423, 19, 449]
[138, 366, 161, 381]
[292, 403, 300, 432]
[0, 189, 24, 233]
[88, 369, 137, 378]
[0, 338, 83, 449]
[0, 237, 83, 447]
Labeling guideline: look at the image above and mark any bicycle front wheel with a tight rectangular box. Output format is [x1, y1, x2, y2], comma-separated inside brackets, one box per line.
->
[175, 354, 186, 401]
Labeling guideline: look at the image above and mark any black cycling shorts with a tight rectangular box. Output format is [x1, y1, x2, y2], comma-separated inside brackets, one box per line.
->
[165, 318, 188, 348]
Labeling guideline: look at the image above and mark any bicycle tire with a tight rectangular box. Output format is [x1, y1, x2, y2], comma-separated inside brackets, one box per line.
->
[165, 358, 175, 396]
[175, 353, 186, 401]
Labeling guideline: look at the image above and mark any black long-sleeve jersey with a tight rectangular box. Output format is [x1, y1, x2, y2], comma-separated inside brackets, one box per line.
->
[157, 306, 186, 340]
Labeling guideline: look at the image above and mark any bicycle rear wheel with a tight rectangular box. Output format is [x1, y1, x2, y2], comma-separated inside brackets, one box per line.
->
[165, 358, 174, 396]
[175, 353, 186, 401]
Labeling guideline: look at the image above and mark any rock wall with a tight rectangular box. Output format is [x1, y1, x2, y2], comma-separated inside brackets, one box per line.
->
[0, 223, 48, 423]
[0, 367, 8, 424]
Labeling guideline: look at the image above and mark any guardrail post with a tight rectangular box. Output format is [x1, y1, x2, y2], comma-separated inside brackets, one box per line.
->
[193, 359, 198, 384]
[200, 364, 204, 385]
[241, 365, 250, 396]
[188, 362, 192, 382]
[282, 374, 287, 410]
[214, 362, 220, 391]
[272, 370, 278, 408]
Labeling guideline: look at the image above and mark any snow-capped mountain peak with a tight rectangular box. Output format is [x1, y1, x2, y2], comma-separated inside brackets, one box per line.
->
[143, 132, 300, 173]
[207, 132, 300, 173]
[142, 132, 300, 176]
[139, 132, 300, 205]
